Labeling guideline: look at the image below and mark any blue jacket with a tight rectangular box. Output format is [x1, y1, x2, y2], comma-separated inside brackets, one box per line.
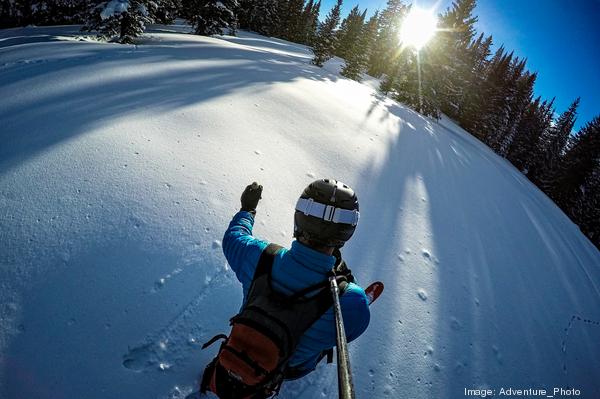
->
[222, 211, 370, 373]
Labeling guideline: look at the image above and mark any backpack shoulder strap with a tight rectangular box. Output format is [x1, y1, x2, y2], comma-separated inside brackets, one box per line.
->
[253, 243, 283, 280]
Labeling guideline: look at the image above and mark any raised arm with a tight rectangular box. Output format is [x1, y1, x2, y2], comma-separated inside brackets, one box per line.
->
[222, 182, 268, 291]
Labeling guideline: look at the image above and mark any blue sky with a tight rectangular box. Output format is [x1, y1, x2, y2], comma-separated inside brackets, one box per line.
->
[319, 0, 600, 131]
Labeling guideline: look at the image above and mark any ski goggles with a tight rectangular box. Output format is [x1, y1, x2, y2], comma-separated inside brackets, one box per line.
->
[295, 198, 360, 226]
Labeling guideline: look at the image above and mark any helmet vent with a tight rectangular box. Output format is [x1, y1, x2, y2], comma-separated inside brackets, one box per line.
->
[330, 185, 337, 202]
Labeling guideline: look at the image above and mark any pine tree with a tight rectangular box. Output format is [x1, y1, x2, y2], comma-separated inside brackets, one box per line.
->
[334, 5, 364, 60]
[182, 0, 238, 36]
[154, 0, 179, 24]
[0, 0, 16, 28]
[552, 115, 600, 212]
[4, 0, 34, 26]
[272, 0, 288, 36]
[485, 58, 533, 155]
[341, 10, 377, 81]
[472, 47, 513, 142]
[506, 97, 554, 174]
[238, 0, 278, 35]
[311, 0, 342, 67]
[458, 32, 492, 131]
[82, 0, 158, 43]
[277, 0, 304, 40]
[571, 163, 599, 248]
[1, 0, 87, 26]
[520, 97, 556, 177]
[390, 47, 441, 118]
[303, 0, 320, 45]
[367, 0, 407, 77]
[294, 0, 313, 42]
[434, 0, 478, 119]
[497, 70, 536, 156]
[533, 97, 580, 188]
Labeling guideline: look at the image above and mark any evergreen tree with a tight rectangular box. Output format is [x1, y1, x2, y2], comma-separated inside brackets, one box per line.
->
[238, 0, 278, 35]
[154, 0, 179, 24]
[1, 0, 87, 27]
[82, 0, 158, 43]
[485, 58, 534, 155]
[458, 32, 492, 131]
[520, 97, 556, 177]
[552, 115, 600, 213]
[390, 0, 477, 118]
[311, 0, 342, 67]
[272, 0, 288, 36]
[302, 0, 320, 45]
[532, 97, 580, 188]
[2, 0, 33, 26]
[570, 163, 600, 248]
[341, 10, 378, 81]
[497, 70, 536, 156]
[182, 0, 238, 36]
[472, 47, 513, 141]
[0, 0, 16, 28]
[334, 5, 364, 60]
[506, 97, 554, 174]
[389, 47, 441, 118]
[367, 0, 407, 77]
[277, 0, 303, 40]
[434, 0, 478, 119]
[294, 0, 313, 42]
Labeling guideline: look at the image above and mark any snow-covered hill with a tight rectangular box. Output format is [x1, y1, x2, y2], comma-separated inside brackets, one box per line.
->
[1, 23, 599, 399]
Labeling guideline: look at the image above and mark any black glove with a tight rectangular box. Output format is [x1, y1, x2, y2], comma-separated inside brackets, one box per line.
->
[240, 182, 262, 214]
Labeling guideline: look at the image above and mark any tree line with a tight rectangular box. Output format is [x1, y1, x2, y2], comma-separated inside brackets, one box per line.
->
[2, 0, 598, 248]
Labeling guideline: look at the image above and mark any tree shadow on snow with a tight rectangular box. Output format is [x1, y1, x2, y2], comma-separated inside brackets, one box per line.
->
[0, 27, 338, 177]
[347, 99, 600, 398]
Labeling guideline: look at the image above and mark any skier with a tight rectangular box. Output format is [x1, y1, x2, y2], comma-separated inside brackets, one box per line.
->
[199, 178, 371, 398]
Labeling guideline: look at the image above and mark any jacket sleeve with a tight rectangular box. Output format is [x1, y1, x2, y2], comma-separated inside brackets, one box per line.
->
[290, 283, 370, 371]
[222, 211, 269, 292]
[340, 283, 371, 343]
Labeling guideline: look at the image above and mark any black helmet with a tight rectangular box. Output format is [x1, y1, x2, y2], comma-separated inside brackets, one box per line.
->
[293, 179, 360, 248]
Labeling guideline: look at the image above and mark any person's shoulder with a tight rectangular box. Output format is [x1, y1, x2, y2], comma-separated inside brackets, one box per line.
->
[342, 282, 369, 309]
[340, 282, 370, 340]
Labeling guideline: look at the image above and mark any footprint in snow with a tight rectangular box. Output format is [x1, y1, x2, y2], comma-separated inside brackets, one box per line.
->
[417, 289, 428, 301]
[154, 278, 166, 290]
[423, 346, 433, 357]
[450, 317, 462, 331]
[153, 268, 183, 292]
[122, 343, 157, 372]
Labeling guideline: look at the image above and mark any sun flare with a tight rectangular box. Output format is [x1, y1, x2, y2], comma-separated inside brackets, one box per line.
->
[400, 7, 438, 50]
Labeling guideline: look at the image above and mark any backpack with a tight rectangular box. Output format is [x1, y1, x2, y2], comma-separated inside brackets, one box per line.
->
[200, 243, 353, 399]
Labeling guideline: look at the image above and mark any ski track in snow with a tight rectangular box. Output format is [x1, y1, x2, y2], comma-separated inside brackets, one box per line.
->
[123, 267, 230, 373]
[561, 314, 600, 386]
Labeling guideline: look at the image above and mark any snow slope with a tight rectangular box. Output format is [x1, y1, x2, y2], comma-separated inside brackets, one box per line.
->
[1, 23, 599, 399]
